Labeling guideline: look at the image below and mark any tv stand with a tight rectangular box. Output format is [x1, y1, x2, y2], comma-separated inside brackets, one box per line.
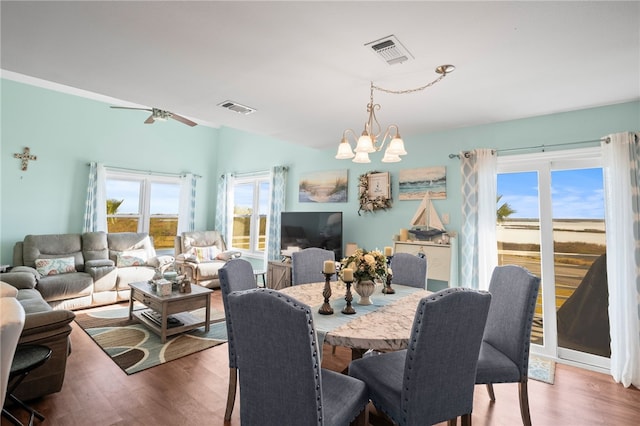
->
[267, 260, 292, 289]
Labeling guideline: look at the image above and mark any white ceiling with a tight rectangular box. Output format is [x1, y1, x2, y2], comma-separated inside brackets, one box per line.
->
[2, 1, 639, 150]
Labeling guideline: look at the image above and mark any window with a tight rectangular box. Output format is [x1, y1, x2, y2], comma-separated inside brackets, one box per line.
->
[496, 147, 609, 369]
[228, 173, 270, 256]
[105, 170, 181, 250]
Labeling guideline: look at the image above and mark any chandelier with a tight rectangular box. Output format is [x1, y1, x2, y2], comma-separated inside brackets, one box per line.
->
[335, 64, 455, 163]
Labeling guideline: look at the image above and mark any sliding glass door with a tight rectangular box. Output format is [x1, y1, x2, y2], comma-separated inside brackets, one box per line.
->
[496, 147, 610, 370]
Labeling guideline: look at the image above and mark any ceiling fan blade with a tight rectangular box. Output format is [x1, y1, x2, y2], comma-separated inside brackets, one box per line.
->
[170, 113, 198, 127]
[110, 106, 153, 112]
[144, 114, 155, 124]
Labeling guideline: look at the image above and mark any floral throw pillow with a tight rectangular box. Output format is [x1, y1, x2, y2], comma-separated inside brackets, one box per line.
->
[116, 254, 147, 267]
[187, 245, 221, 263]
[35, 257, 76, 276]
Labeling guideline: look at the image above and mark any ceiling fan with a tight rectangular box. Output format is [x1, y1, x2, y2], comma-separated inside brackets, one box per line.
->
[110, 106, 197, 127]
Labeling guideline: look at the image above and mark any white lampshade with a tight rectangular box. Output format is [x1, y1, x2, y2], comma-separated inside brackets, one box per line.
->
[354, 133, 375, 153]
[335, 139, 355, 159]
[386, 136, 407, 156]
[381, 148, 401, 163]
[352, 151, 371, 163]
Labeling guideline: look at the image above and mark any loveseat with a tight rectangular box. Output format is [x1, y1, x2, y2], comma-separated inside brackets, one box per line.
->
[1, 232, 174, 311]
[0, 280, 75, 401]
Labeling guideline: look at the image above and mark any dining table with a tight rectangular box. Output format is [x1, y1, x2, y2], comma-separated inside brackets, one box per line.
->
[279, 281, 431, 359]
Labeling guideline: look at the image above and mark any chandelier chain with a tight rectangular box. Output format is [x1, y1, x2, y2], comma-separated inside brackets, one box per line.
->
[371, 73, 448, 95]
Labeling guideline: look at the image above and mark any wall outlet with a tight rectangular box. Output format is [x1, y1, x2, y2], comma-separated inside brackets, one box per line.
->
[442, 213, 450, 224]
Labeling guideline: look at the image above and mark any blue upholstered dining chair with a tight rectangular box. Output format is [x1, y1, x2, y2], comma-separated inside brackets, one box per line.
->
[291, 247, 335, 285]
[228, 288, 369, 426]
[217, 258, 259, 422]
[390, 252, 427, 289]
[349, 287, 491, 426]
[475, 265, 541, 426]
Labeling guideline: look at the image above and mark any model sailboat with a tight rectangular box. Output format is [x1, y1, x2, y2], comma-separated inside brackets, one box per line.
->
[408, 192, 446, 240]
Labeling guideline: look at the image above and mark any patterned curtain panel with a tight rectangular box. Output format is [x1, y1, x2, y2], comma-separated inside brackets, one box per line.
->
[267, 166, 288, 261]
[83, 162, 107, 232]
[215, 173, 230, 241]
[177, 173, 196, 234]
[459, 149, 498, 290]
[601, 132, 640, 388]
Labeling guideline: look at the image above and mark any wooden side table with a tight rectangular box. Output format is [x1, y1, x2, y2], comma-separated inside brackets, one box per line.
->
[267, 261, 292, 289]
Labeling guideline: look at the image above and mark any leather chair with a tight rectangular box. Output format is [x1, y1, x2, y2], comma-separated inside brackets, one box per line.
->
[349, 288, 491, 426]
[1, 287, 26, 406]
[174, 230, 240, 289]
[228, 288, 369, 425]
[390, 252, 427, 289]
[475, 265, 541, 426]
[291, 247, 335, 285]
[217, 259, 258, 421]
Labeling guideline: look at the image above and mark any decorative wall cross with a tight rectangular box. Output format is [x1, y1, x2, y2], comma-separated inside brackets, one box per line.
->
[14, 147, 37, 171]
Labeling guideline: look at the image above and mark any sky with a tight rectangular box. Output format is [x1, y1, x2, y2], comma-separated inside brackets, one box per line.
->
[497, 168, 604, 219]
[106, 179, 180, 214]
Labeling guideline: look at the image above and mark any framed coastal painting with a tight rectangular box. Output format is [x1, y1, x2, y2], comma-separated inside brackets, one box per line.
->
[398, 166, 446, 200]
[298, 169, 348, 202]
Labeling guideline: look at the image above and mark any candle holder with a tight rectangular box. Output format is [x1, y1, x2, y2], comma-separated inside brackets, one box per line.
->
[341, 279, 356, 315]
[382, 272, 395, 294]
[318, 272, 334, 315]
[382, 255, 395, 294]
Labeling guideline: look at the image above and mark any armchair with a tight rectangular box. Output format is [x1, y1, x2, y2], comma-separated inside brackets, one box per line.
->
[174, 231, 240, 289]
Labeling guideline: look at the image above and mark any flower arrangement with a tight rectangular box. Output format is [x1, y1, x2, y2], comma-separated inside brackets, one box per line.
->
[339, 248, 388, 282]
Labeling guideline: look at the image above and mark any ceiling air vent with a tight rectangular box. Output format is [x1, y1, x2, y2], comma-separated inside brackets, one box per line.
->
[217, 100, 256, 115]
[365, 35, 414, 65]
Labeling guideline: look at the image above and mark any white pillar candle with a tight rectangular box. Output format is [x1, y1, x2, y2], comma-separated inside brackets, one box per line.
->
[323, 260, 336, 274]
[384, 246, 393, 256]
[342, 268, 353, 282]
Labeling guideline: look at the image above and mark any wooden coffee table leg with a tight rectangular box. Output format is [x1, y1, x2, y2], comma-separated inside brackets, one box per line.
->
[161, 308, 168, 343]
[128, 294, 134, 320]
[205, 295, 211, 332]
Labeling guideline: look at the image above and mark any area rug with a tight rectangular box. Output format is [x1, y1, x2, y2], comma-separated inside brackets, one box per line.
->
[528, 355, 556, 384]
[75, 304, 227, 375]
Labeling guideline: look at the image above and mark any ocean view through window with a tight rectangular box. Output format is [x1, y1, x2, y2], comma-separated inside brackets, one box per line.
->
[497, 147, 609, 370]
[105, 171, 180, 249]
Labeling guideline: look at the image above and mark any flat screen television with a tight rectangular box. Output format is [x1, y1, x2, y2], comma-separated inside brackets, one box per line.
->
[280, 211, 343, 260]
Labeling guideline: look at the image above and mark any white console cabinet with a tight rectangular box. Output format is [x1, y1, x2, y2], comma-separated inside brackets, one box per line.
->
[393, 240, 455, 285]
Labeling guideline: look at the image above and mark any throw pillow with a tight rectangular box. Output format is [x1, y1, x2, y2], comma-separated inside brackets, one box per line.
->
[35, 257, 76, 276]
[116, 254, 147, 267]
[189, 245, 221, 263]
[112, 249, 148, 266]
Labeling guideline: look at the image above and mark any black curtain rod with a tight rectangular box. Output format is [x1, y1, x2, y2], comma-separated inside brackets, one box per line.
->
[448, 136, 614, 159]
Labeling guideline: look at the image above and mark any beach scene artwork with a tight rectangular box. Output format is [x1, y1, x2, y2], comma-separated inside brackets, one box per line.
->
[398, 166, 446, 200]
[299, 169, 348, 203]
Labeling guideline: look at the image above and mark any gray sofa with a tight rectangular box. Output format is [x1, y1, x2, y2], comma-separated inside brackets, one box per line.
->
[1, 280, 75, 401]
[2, 231, 174, 310]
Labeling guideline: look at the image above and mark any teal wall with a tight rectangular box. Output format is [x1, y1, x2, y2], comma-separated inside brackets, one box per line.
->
[1, 79, 219, 264]
[217, 100, 639, 266]
[2, 77, 638, 269]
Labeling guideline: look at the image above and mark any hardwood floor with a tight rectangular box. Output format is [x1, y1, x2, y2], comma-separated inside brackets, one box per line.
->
[3, 291, 640, 425]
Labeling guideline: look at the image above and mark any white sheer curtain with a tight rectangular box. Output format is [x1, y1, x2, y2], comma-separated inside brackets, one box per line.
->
[267, 166, 288, 261]
[177, 173, 196, 234]
[83, 162, 107, 232]
[459, 149, 498, 290]
[601, 131, 640, 388]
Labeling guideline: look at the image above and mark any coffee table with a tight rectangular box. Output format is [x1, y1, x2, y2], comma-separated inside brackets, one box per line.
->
[128, 281, 213, 342]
